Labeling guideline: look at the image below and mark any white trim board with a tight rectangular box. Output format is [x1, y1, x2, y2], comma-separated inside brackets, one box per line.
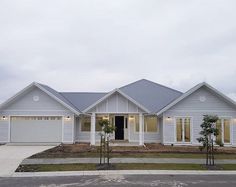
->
[83, 88, 150, 113]
[157, 82, 236, 116]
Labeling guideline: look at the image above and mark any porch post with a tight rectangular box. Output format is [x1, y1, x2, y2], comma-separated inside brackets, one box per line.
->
[139, 113, 144, 146]
[90, 113, 96, 145]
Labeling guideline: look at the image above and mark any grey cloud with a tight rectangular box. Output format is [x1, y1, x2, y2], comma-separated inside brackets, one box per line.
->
[0, 0, 236, 103]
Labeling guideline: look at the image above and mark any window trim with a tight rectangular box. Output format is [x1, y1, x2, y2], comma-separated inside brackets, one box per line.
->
[80, 116, 91, 132]
[134, 115, 160, 134]
[216, 117, 232, 145]
[144, 116, 159, 133]
[174, 116, 193, 144]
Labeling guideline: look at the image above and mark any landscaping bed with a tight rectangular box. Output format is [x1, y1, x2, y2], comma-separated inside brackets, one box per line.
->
[29, 143, 236, 159]
[16, 163, 236, 172]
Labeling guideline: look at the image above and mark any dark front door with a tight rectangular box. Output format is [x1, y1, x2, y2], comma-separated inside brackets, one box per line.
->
[115, 116, 124, 140]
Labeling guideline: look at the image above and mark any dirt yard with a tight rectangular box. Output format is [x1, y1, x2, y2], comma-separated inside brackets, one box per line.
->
[29, 143, 236, 159]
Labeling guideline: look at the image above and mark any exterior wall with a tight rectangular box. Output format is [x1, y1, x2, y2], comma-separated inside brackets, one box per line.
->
[63, 114, 75, 143]
[0, 86, 75, 143]
[75, 115, 161, 143]
[75, 117, 101, 143]
[2, 87, 67, 111]
[159, 117, 163, 143]
[88, 92, 145, 113]
[0, 118, 9, 142]
[163, 87, 236, 146]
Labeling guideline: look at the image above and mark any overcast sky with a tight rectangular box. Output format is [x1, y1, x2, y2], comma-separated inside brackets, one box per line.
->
[0, 0, 236, 103]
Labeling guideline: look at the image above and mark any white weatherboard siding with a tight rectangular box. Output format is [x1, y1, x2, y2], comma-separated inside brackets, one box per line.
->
[2, 87, 67, 111]
[63, 115, 75, 143]
[159, 117, 163, 143]
[0, 86, 75, 143]
[0, 119, 9, 142]
[75, 117, 102, 143]
[163, 87, 236, 146]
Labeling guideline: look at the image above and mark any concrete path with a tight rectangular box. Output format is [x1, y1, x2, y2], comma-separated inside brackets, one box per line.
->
[21, 157, 236, 165]
[10, 170, 236, 178]
[0, 145, 55, 177]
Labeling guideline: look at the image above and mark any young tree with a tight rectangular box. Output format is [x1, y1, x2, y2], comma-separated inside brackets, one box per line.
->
[197, 115, 220, 166]
[98, 119, 115, 167]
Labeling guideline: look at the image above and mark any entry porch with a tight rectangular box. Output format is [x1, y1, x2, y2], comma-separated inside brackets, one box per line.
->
[75, 113, 160, 146]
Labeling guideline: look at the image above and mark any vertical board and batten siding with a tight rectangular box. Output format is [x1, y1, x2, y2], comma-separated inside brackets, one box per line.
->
[75, 115, 161, 143]
[88, 92, 145, 113]
[0, 86, 75, 143]
[163, 86, 236, 146]
[76, 92, 160, 143]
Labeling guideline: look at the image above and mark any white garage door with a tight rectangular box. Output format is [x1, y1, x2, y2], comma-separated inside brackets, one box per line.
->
[10, 116, 62, 143]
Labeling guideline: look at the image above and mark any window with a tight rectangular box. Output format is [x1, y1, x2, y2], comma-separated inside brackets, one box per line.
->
[216, 118, 231, 144]
[135, 115, 159, 133]
[144, 116, 158, 132]
[81, 116, 91, 132]
[134, 115, 139, 132]
[95, 115, 103, 131]
[176, 118, 183, 142]
[176, 117, 191, 143]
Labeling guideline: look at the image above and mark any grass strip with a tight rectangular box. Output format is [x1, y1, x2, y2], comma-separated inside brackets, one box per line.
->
[16, 163, 209, 172]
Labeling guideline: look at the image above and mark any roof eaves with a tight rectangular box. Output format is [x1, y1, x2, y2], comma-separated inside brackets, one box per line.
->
[35, 83, 81, 115]
[0, 82, 35, 109]
[156, 82, 204, 116]
[83, 88, 150, 113]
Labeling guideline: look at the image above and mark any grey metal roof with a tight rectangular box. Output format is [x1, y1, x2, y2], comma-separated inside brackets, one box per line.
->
[36, 79, 183, 114]
[60, 92, 107, 111]
[120, 79, 183, 113]
[37, 83, 81, 113]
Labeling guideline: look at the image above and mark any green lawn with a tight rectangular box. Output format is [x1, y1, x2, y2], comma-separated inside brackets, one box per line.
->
[16, 163, 236, 172]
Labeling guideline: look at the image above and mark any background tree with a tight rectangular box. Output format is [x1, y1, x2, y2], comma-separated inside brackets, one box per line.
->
[98, 119, 115, 167]
[197, 115, 219, 166]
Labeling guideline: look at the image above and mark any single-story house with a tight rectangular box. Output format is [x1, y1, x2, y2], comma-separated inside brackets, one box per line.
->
[0, 79, 236, 146]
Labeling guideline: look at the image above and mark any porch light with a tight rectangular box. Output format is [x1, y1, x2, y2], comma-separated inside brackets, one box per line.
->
[1, 116, 7, 120]
[65, 116, 71, 121]
[129, 116, 134, 119]
[102, 116, 109, 120]
[166, 116, 172, 120]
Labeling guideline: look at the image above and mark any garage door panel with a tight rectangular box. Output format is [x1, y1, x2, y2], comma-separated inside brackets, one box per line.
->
[10, 116, 62, 143]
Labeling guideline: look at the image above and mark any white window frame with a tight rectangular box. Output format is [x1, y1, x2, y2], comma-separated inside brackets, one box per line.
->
[175, 116, 193, 144]
[144, 116, 159, 134]
[217, 117, 232, 145]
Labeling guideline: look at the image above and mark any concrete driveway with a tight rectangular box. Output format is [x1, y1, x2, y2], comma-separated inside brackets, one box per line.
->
[0, 145, 55, 177]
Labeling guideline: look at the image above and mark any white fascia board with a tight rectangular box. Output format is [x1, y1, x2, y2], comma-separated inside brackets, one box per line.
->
[156, 82, 236, 116]
[35, 83, 80, 115]
[0, 82, 80, 115]
[0, 82, 35, 110]
[204, 82, 236, 106]
[83, 88, 150, 113]
[117, 89, 150, 113]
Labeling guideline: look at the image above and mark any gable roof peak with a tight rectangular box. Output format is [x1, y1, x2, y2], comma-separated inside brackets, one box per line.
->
[156, 82, 236, 115]
[120, 79, 182, 94]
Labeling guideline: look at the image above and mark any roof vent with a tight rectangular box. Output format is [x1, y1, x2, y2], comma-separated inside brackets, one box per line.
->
[33, 96, 39, 102]
[199, 96, 206, 102]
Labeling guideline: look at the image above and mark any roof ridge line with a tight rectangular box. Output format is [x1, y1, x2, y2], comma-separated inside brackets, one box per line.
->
[60, 92, 107, 94]
[120, 79, 182, 94]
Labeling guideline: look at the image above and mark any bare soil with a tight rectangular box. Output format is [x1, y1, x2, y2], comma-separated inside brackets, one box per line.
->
[29, 143, 236, 159]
